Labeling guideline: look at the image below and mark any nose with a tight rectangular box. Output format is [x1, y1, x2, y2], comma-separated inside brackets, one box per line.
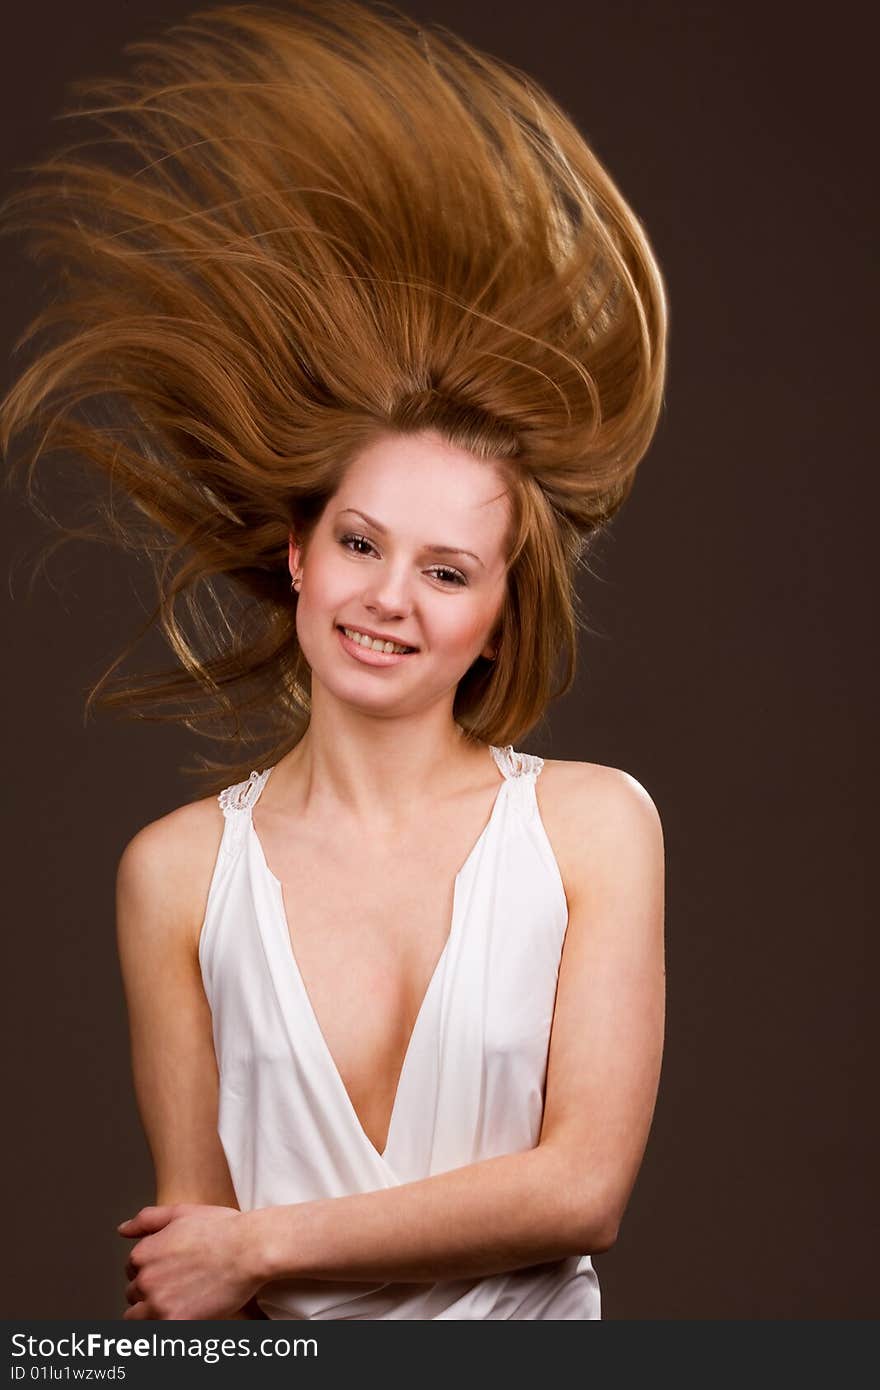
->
[362, 560, 416, 621]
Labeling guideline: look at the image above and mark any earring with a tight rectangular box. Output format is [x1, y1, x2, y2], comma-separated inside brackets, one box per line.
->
[291, 571, 302, 591]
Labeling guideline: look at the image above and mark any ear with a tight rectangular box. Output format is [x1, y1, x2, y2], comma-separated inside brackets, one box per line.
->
[288, 531, 302, 582]
[480, 617, 501, 662]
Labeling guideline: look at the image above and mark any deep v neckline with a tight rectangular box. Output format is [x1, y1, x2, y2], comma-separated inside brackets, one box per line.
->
[248, 746, 512, 1166]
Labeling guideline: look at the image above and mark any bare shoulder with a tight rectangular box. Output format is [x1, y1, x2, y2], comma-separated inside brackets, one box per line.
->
[116, 791, 226, 957]
[537, 756, 663, 830]
[535, 756, 665, 910]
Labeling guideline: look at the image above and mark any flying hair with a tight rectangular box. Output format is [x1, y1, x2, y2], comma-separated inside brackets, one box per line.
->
[0, 0, 669, 791]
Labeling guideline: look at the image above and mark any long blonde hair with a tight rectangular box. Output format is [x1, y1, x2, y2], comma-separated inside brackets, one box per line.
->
[0, 0, 668, 793]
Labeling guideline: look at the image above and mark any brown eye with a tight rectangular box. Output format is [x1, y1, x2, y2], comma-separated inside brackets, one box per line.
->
[429, 566, 467, 586]
[339, 533, 376, 555]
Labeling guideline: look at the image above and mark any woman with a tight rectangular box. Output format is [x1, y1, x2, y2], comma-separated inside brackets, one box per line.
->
[1, 0, 668, 1319]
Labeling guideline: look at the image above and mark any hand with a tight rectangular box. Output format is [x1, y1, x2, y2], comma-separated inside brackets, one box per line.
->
[117, 1204, 262, 1320]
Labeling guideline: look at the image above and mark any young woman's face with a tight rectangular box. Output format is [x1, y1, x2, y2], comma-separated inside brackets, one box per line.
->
[288, 430, 511, 718]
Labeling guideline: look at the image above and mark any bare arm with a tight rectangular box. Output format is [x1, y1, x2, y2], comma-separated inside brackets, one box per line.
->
[115, 802, 268, 1317]
[240, 766, 667, 1285]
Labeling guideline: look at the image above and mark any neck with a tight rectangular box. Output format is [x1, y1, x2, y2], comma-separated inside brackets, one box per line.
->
[271, 700, 487, 822]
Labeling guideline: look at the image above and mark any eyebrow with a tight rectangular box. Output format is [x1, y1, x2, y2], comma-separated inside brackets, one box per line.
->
[336, 508, 485, 568]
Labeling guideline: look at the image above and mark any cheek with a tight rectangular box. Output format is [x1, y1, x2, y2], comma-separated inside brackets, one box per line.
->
[292, 560, 341, 657]
[429, 601, 494, 654]
[299, 550, 349, 612]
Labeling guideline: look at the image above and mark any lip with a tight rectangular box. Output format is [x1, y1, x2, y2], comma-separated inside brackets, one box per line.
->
[336, 625, 419, 667]
[337, 622, 419, 649]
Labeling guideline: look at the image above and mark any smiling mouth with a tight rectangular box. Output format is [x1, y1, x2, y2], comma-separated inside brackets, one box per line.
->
[337, 625, 417, 655]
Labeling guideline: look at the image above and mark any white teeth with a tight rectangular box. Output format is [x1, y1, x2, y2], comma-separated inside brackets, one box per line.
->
[342, 627, 413, 655]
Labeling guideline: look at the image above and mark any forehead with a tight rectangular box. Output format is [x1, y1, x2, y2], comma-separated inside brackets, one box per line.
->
[333, 431, 511, 542]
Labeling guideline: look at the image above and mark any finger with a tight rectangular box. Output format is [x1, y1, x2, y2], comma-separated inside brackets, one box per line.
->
[118, 1205, 174, 1236]
[123, 1301, 148, 1320]
[124, 1279, 141, 1305]
[117, 1213, 145, 1235]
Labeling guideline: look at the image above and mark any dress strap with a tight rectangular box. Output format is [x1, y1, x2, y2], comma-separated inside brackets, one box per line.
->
[217, 767, 273, 858]
[489, 744, 544, 781]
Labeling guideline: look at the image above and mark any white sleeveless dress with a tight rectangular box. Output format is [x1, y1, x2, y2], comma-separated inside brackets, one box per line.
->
[199, 743, 601, 1319]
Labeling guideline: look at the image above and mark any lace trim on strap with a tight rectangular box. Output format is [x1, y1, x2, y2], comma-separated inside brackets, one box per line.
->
[490, 744, 544, 781]
[216, 768, 271, 860]
[218, 769, 271, 814]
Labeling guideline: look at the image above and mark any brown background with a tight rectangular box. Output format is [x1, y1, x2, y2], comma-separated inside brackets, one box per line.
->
[2, 0, 875, 1319]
